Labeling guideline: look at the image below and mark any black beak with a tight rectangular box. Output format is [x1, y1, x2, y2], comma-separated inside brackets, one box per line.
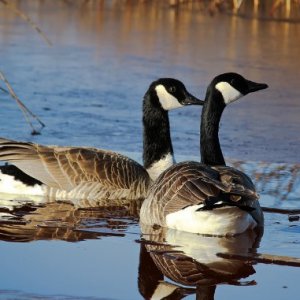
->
[247, 80, 268, 93]
[182, 92, 204, 106]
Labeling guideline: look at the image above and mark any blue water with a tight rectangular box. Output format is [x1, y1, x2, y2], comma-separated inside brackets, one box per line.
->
[0, 1, 300, 299]
[0, 237, 140, 299]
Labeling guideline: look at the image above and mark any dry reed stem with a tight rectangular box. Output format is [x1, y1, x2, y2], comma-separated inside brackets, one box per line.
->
[0, 70, 45, 135]
[0, 0, 52, 46]
[261, 206, 300, 214]
[217, 252, 300, 268]
[0, 86, 9, 94]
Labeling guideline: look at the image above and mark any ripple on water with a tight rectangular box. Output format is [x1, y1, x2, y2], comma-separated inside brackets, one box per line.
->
[0, 0, 300, 298]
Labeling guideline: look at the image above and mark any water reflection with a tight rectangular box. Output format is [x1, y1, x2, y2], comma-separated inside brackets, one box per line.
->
[138, 242, 195, 300]
[139, 224, 262, 300]
[0, 200, 140, 242]
[229, 160, 300, 201]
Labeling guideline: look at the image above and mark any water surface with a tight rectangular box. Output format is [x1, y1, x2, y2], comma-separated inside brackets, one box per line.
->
[0, 1, 300, 299]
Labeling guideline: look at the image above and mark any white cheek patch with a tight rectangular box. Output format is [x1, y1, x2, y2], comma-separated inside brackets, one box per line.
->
[155, 85, 183, 110]
[215, 82, 242, 104]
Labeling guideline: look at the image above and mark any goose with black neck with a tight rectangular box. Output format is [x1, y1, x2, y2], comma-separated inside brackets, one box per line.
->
[140, 72, 268, 236]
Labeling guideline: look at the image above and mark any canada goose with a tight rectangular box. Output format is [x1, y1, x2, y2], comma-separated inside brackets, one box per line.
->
[140, 73, 268, 236]
[0, 78, 203, 205]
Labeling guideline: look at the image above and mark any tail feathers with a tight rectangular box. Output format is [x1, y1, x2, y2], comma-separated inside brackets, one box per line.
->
[228, 184, 259, 200]
[0, 138, 38, 161]
[196, 196, 256, 212]
[0, 137, 62, 188]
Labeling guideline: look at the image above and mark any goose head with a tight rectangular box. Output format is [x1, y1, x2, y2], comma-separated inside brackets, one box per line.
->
[209, 72, 268, 106]
[200, 73, 268, 166]
[149, 78, 204, 111]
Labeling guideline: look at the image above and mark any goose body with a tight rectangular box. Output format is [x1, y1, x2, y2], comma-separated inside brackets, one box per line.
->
[0, 78, 202, 205]
[0, 143, 150, 204]
[140, 73, 268, 236]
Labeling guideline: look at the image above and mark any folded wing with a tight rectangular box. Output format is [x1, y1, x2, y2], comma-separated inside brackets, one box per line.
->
[0, 138, 151, 200]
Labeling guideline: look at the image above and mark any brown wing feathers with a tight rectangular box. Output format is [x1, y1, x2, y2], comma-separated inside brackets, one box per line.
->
[0, 138, 151, 198]
[153, 163, 226, 214]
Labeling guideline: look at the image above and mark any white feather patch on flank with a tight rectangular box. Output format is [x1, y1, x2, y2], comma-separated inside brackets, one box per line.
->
[0, 171, 44, 196]
[146, 153, 174, 181]
[215, 82, 242, 105]
[151, 282, 177, 300]
[166, 205, 257, 236]
[155, 85, 183, 110]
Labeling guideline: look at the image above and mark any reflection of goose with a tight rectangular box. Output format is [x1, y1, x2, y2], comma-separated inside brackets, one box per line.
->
[138, 242, 195, 300]
[0, 200, 140, 242]
[0, 79, 202, 205]
[139, 224, 262, 299]
[141, 73, 268, 235]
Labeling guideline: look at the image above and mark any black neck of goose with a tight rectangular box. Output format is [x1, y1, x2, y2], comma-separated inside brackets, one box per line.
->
[201, 88, 226, 166]
[143, 91, 173, 169]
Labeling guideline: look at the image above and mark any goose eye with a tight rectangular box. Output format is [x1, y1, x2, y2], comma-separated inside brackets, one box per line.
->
[230, 79, 236, 86]
[169, 86, 176, 93]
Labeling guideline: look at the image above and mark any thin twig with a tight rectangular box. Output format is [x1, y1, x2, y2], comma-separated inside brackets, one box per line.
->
[217, 252, 300, 268]
[0, 0, 52, 46]
[0, 86, 9, 94]
[0, 70, 45, 134]
[261, 206, 300, 215]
